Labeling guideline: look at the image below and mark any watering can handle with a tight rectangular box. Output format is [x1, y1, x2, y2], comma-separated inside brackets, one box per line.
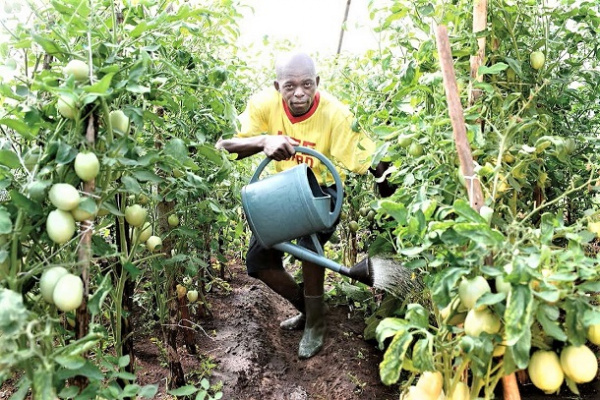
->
[249, 146, 344, 222]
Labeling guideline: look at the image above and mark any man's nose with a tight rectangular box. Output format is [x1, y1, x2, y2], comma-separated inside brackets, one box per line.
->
[294, 87, 305, 97]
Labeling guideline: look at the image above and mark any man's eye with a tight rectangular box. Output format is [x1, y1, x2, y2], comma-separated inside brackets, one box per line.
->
[304, 82, 313, 88]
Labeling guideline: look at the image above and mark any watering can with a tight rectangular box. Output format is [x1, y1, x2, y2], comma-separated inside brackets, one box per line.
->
[241, 146, 375, 286]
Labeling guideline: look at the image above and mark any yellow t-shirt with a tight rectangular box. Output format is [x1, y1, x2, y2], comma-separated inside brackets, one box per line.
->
[236, 88, 375, 185]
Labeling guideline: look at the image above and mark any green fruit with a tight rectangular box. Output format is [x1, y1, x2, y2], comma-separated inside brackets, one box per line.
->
[146, 235, 162, 252]
[348, 220, 359, 232]
[71, 203, 96, 222]
[46, 209, 76, 244]
[168, 214, 179, 227]
[134, 222, 152, 243]
[124, 204, 147, 227]
[40, 266, 69, 304]
[187, 290, 199, 303]
[397, 135, 413, 148]
[464, 307, 501, 337]
[49, 183, 80, 211]
[63, 60, 89, 81]
[530, 51, 545, 70]
[23, 147, 41, 171]
[408, 142, 424, 157]
[57, 95, 78, 119]
[359, 207, 369, 217]
[52, 274, 84, 312]
[458, 276, 491, 310]
[109, 110, 129, 134]
[74, 152, 100, 182]
[25, 180, 48, 202]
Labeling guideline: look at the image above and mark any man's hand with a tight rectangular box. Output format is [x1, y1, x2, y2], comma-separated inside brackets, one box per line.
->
[263, 135, 299, 161]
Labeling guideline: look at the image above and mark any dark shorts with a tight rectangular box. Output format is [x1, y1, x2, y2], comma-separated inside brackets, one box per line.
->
[245, 185, 340, 277]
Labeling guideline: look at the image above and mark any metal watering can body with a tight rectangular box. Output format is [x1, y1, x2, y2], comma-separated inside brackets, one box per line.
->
[241, 147, 375, 286]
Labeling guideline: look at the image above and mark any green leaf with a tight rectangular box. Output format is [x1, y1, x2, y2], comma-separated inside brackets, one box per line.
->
[133, 170, 165, 183]
[10, 190, 41, 216]
[124, 261, 142, 280]
[0, 149, 20, 169]
[56, 141, 77, 164]
[412, 337, 435, 371]
[122, 384, 140, 397]
[504, 284, 534, 346]
[583, 309, 600, 326]
[504, 328, 531, 372]
[453, 199, 484, 223]
[453, 223, 504, 246]
[0, 208, 12, 234]
[122, 176, 142, 194]
[478, 62, 508, 75]
[375, 317, 408, 345]
[88, 273, 112, 315]
[379, 330, 413, 385]
[32, 34, 66, 56]
[379, 200, 407, 225]
[138, 385, 159, 399]
[0, 118, 35, 139]
[196, 143, 223, 165]
[165, 138, 188, 160]
[83, 73, 115, 95]
[405, 303, 429, 329]
[118, 354, 131, 368]
[55, 355, 86, 369]
[536, 304, 567, 341]
[168, 385, 198, 396]
[475, 292, 506, 308]
[564, 298, 590, 345]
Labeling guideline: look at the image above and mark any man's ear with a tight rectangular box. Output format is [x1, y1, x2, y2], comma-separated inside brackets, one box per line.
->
[315, 76, 320, 87]
[273, 80, 280, 91]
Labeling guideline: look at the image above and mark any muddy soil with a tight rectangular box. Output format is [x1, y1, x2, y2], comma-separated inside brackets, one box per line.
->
[134, 260, 400, 400]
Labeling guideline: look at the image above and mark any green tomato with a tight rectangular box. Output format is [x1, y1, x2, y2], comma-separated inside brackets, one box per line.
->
[46, 209, 76, 245]
[146, 235, 162, 252]
[187, 290, 199, 303]
[397, 135, 413, 148]
[63, 60, 89, 81]
[168, 214, 179, 227]
[348, 220, 359, 233]
[71, 199, 96, 222]
[530, 51, 545, 70]
[134, 222, 152, 243]
[57, 95, 78, 119]
[40, 266, 69, 304]
[109, 110, 130, 134]
[464, 307, 501, 337]
[49, 183, 80, 211]
[125, 204, 147, 227]
[74, 152, 100, 182]
[458, 276, 491, 310]
[408, 142, 424, 157]
[52, 273, 84, 312]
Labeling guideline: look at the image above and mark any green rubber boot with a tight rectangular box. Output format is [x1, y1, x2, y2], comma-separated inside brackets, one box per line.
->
[298, 295, 325, 359]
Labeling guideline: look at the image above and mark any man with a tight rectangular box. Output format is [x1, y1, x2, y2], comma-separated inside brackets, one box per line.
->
[216, 52, 393, 359]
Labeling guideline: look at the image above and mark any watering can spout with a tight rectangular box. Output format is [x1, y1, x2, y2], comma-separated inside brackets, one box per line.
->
[273, 242, 374, 287]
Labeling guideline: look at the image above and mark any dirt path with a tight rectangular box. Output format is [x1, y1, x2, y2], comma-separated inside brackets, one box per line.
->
[135, 261, 399, 400]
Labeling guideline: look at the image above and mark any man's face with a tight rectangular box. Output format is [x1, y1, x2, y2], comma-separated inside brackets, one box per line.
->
[275, 71, 320, 117]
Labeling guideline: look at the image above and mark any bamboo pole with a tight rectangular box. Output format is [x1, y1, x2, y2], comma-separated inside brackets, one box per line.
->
[336, 0, 351, 55]
[468, 0, 487, 105]
[435, 25, 521, 400]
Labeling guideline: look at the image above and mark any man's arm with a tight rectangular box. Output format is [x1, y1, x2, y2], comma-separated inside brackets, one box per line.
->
[369, 161, 396, 198]
[216, 135, 299, 161]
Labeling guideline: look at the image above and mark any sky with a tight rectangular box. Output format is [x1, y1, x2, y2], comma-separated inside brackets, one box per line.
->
[236, 0, 379, 56]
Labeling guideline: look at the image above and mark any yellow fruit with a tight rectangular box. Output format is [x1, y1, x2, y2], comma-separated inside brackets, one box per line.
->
[560, 345, 598, 384]
[530, 51, 545, 70]
[416, 371, 443, 399]
[146, 235, 162, 252]
[528, 350, 564, 394]
[587, 324, 600, 345]
[448, 381, 469, 400]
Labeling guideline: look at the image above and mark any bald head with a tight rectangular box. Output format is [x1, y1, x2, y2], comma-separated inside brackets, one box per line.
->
[275, 52, 317, 80]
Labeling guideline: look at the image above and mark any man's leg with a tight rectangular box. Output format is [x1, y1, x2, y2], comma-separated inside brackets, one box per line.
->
[298, 260, 326, 359]
[246, 236, 305, 328]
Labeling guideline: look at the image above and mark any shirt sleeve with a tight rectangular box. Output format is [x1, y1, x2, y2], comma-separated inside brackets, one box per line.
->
[329, 108, 375, 175]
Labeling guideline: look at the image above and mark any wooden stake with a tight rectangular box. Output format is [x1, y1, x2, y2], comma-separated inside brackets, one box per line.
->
[434, 25, 484, 211]
[469, 0, 487, 105]
[435, 25, 521, 400]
